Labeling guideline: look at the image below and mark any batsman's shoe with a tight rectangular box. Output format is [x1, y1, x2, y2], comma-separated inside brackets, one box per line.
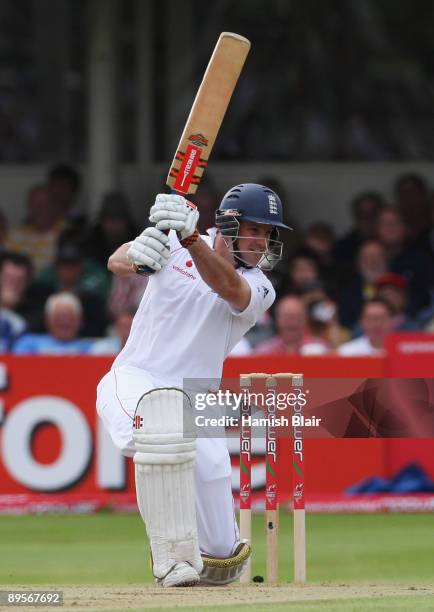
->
[157, 562, 200, 588]
[200, 541, 251, 585]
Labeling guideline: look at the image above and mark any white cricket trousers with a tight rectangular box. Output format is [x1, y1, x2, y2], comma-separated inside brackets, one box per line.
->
[96, 365, 238, 558]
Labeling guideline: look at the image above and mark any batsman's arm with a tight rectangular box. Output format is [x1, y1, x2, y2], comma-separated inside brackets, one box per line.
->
[107, 243, 135, 276]
[187, 238, 251, 311]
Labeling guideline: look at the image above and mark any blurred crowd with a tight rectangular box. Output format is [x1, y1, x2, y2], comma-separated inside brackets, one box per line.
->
[0, 164, 143, 356]
[1, 164, 433, 358]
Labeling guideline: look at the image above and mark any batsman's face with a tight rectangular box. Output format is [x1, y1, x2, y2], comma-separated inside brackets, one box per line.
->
[237, 221, 272, 267]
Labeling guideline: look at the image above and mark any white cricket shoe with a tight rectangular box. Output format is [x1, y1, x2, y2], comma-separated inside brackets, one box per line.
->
[157, 562, 200, 587]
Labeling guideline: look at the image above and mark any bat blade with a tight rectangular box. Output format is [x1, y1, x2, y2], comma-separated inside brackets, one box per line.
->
[167, 32, 250, 195]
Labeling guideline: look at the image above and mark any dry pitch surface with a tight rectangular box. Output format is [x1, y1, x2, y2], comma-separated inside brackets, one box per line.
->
[3, 583, 433, 611]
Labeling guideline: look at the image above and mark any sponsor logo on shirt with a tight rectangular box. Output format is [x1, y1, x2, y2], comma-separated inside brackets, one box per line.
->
[172, 264, 197, 281]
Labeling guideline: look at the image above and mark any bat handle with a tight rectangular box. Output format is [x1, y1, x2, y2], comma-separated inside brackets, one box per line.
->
[134, 264, 155, 276]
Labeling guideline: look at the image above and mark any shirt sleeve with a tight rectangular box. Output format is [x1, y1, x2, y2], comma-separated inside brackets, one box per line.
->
[228, 269, 276, 327]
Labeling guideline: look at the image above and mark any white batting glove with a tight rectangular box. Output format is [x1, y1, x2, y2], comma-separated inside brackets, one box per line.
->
[149, 194, 199, 240]
[127, 227, 170, 273]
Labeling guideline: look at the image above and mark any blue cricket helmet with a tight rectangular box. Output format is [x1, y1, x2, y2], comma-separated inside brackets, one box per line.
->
[215, 183, 292, 270]
[217, 183, 291, 230]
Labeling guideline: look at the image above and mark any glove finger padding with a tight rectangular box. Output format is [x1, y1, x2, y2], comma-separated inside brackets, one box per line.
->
[135, 234, 171, 255]
[127, 227, 170, 272]
[151, 201, 188, 215]
[129, 252, 164, 271]
[140, 226, 170, 244]
[148, 193, 199, 241]
[133, 243, 170, 264]
[149, 208, 188, 223]
[155, 220, 186, 231]
[127, 244, 169, 267]
[155, 193, 186, 206]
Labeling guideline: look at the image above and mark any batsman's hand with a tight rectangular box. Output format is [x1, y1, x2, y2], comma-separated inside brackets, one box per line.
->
[127, 227, 170, 273]
[149, 194, 199, 240]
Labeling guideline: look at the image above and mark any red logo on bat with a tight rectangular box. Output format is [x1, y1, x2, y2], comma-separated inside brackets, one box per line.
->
[173, 144, 201, 193]
[188, 133, 208, 147]
[186, 260, 193, 267]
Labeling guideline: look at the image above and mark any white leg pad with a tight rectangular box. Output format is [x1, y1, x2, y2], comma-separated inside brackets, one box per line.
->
[133, 387, 203, 580]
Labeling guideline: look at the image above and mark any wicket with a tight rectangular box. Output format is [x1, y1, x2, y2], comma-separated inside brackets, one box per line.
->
[238, 372, 306, 584]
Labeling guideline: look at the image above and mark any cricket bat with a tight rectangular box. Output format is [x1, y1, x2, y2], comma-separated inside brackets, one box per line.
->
[137, 32, 250, 274]
[167, 32, 251, 194]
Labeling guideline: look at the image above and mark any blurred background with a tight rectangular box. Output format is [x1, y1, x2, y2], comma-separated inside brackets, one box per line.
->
[0, 1, 434, 575]
[0, 0, 433, 357]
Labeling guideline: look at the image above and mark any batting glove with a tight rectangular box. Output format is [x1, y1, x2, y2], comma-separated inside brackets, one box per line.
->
[127, 227, 170, 273]
[149, 194, 199, 240]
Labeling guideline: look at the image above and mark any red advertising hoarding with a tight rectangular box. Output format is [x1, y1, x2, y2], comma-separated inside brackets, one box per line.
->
[0, 348, 433, 513]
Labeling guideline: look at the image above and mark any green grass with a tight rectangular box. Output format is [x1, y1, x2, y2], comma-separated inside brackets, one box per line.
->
[0, 511, 433, 584]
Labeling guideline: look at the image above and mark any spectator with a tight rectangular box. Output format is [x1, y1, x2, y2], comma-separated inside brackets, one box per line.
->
[278, 249, 325, 297]
[289, 251, 321, 292]
[0, 308, 26, 352]
[36, 240, 108, 337]
[376, 207, 433, 314]
[6, 184, 64, 274]
[90, 309, 135, 355]
[13, 292, 91, 354]
[84, 190, 138, 267]
[334, 192, 385, 264]
[254, 295, 330, 355]
[338, 299, 393, 356]
[39, 237, 110, 299]
[0, 251, 48, 332]
[395, 173, 431, 248]
[0, 255, 28, 351]
[47, 163, 85, 231]
[374, 273, 422, 331]
[307, 297, 350, 349]
[302, 223, 341, 295]
[337, 240, 387, 329]
[304, 223, 336, 268]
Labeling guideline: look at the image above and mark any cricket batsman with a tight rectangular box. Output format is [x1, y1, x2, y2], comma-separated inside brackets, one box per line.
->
[96, 183, 290, 586]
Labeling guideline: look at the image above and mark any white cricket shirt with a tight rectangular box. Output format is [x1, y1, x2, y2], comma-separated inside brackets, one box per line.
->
[113, 231, 275, 387]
